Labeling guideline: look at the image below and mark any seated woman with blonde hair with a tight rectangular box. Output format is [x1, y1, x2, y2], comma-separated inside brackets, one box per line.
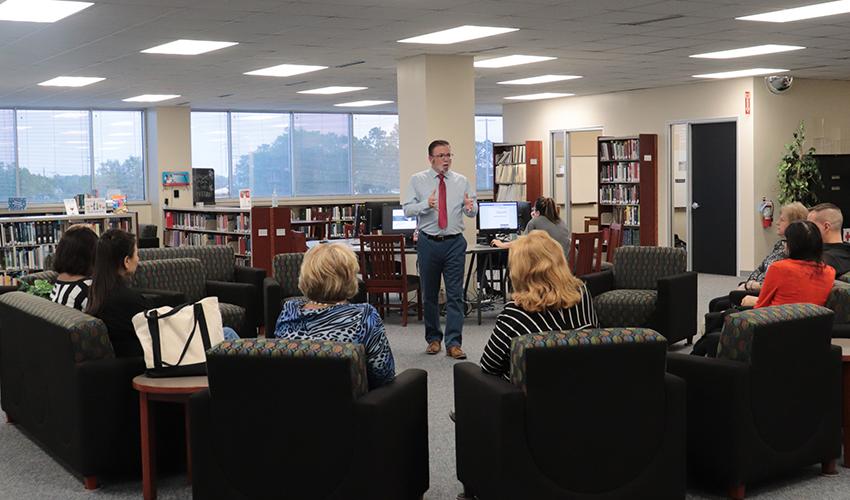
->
[480, 230, 597, 380]
[274, 243, 395, 390]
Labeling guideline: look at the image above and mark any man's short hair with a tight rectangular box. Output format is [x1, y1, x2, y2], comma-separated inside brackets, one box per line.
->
[809, 202, 843, 231]
[428, 140, 450, 156]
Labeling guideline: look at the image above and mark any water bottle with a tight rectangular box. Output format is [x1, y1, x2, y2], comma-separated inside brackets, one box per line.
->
[271, 188, 278, 208]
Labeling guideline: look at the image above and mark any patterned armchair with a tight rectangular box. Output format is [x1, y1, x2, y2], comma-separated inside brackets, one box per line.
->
[190, 338, 429, 500]
[826, 280, 850, 337]
[455, 329, 685, 500]
[668, 304, 841, 499]
[0, 292, 144, 488]
[132, 258, 248, 337]
[263, 252, 306, 332]
[139, 246, 265, 330]
[583, 246, 697, 345]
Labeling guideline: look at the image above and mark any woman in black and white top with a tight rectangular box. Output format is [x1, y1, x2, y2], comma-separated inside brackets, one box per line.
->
[481, 230, 597, 380]
[49, 224, 98, 311]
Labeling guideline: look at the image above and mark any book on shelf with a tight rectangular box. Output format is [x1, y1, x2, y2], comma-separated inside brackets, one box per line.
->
[599, 139, 640, 161]
[600, 162, 640, 183]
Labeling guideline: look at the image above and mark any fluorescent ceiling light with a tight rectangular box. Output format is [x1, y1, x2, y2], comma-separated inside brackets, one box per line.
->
[141, 39, 238, 56]
[334, 100, 394, 107]
[297, 86, 367, 95]
[38, 76, 104, 87]
[690, 44, 805, 59]
[398, 25, 518, 44]
[737, 0, 850, 22]
[122, 94, 181, 103]
[0, 0, 92, 23]
[474, 55, 556, 68]
[498, 74, 582, 85]
[244, 64, 327, 77]
[693, 68, 788, 79]
[505, 92, 574, 101]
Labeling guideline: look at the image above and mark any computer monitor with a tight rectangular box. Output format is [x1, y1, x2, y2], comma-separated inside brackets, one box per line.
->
[477, 201, 519, 234]
[364, 201, 387, 234]
[516, 201, 532, 232]
[381, 205, 417, 238]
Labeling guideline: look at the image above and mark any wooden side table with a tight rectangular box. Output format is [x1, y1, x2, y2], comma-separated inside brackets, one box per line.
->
[831, 339, 850, 468]
[132, 374, 208, 500]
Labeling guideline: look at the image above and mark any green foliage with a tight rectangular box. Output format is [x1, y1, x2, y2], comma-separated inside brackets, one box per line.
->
[777, 121, 821, 206]
[18, 279, 53, 299]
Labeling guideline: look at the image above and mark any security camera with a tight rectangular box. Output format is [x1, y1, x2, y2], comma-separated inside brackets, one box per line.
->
[765, 75, 793, 94]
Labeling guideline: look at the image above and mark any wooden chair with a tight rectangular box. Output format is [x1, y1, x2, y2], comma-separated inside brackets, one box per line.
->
[343, 224, 354, 238]
[604, 222, 624, 264]
[281, 230, 307, 253]
[568, 231, 603, 277]
[311, 211, 330, 240]
[359, 235, 422, 327]
[583, 216, 600, 232]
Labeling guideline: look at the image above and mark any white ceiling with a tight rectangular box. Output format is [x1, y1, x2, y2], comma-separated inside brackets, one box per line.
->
[1, 0, 850, 114]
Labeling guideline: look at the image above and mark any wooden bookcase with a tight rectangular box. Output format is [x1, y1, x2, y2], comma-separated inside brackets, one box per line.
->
[493, 140, 542, 203]
[0, 212, 138, 277]
[597, 134, 657, 246]
[163, 206, 252, 265]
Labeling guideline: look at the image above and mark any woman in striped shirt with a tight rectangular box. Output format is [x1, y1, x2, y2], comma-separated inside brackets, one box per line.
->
[49, 224, 98, 311]
[481, 230, 597, 380]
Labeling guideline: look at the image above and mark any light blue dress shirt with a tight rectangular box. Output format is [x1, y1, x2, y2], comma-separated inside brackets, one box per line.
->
[403, 168, 477, 236]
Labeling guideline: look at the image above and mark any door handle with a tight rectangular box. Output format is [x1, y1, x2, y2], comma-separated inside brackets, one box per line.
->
[692, 202, 700, 210]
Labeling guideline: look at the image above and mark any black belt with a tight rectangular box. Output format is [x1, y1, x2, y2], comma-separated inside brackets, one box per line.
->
[422, 232, 462, 241]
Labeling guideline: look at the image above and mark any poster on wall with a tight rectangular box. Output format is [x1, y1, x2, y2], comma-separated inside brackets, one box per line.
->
[239, 188, 252, 209]
[162, 171, 190, 187]
[192, 168, 216, 206]
[7, 197, 27, 211]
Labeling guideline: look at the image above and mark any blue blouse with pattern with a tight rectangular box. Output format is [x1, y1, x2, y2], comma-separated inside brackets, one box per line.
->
[274, 298, 396, 389]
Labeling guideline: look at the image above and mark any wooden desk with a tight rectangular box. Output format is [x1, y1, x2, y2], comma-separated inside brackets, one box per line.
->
[831, 338, 850, 468]
[133, 375, 208, 500]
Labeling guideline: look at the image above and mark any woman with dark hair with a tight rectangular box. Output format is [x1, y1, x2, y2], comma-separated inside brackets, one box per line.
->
[50, 224, 98, 311]
[86, 229, 146, 357]
[491, 196, 571, 255]
[741, 220, 835, 308]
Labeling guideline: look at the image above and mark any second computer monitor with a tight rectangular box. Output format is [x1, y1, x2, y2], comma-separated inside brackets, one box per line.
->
[478, 201, 519, 233]
[381, 205, 417, 237]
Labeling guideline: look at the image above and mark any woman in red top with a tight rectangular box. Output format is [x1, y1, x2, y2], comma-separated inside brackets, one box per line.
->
[742, 220, 835, 308]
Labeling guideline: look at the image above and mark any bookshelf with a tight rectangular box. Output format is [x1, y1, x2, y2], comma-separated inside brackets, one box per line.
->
[493, 141, 542, 203]
[0, 212, 138, 276]
[597, 134, 657, 246]
[163, 206, 252, 265]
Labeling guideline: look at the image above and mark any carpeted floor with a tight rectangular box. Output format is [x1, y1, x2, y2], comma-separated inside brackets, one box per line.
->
[3, 273, 849, 499]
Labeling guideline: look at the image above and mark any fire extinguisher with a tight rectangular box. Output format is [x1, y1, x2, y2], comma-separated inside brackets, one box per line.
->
[759, 197, 774, 229]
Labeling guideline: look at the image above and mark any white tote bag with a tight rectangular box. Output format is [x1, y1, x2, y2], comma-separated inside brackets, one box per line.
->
[132, 296, 224, 377]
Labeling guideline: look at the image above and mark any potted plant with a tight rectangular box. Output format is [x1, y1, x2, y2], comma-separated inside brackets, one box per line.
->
[777, 121, 821, 206]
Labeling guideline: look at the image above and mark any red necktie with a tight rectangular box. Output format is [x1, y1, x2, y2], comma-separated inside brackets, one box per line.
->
[438, 174, 448, 229]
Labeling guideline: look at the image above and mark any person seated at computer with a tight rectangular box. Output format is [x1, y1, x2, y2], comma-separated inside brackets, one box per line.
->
[274, 242, 395, 390]
[480, 230, 597, 380]
[707, 202, 808, 313]
[491, 197, 570, 257]
[808, 202, 850, 277]
[50, 224, 98, 311]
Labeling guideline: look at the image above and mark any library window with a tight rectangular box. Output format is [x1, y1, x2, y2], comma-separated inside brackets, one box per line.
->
[190, 111, 230, 198]
[293, 113, 350, 196]
[352, 114, 400, 195]
[231, 112, 291, 198]
[0, 109, 146, 204]
[475, 116, 503, 192]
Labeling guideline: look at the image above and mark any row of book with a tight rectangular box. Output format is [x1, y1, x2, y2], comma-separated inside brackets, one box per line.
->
[292, 206, 355, 223]
[600, 185, 640, 205]
[494, 145, 526, 165]
[599, 140, 640, 161]
[600, 162, 641, 183]
[163, 230, 251, 255]
[495, 184, 526, 202]
[609, 205, 640, 227]
[0, 245, 53, 272]
[164, 212, 250, 234]
[1, 221, 61, 246]
[622, 228, 641, 246]
[495, 164, 527, 185]
[330, 206, 355, 222]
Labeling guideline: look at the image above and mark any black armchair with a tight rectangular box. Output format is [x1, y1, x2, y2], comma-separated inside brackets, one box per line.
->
[262, 252, 305, 333]
[190, 338, 429, 499]
[668, 304, 841, 499]
[455, 328, 685, 500]
[583, 246, 697, 345]
[138, 246, 266, 330]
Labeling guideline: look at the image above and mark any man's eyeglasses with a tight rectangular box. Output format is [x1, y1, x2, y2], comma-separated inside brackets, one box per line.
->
[431, 153, 454, 159]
